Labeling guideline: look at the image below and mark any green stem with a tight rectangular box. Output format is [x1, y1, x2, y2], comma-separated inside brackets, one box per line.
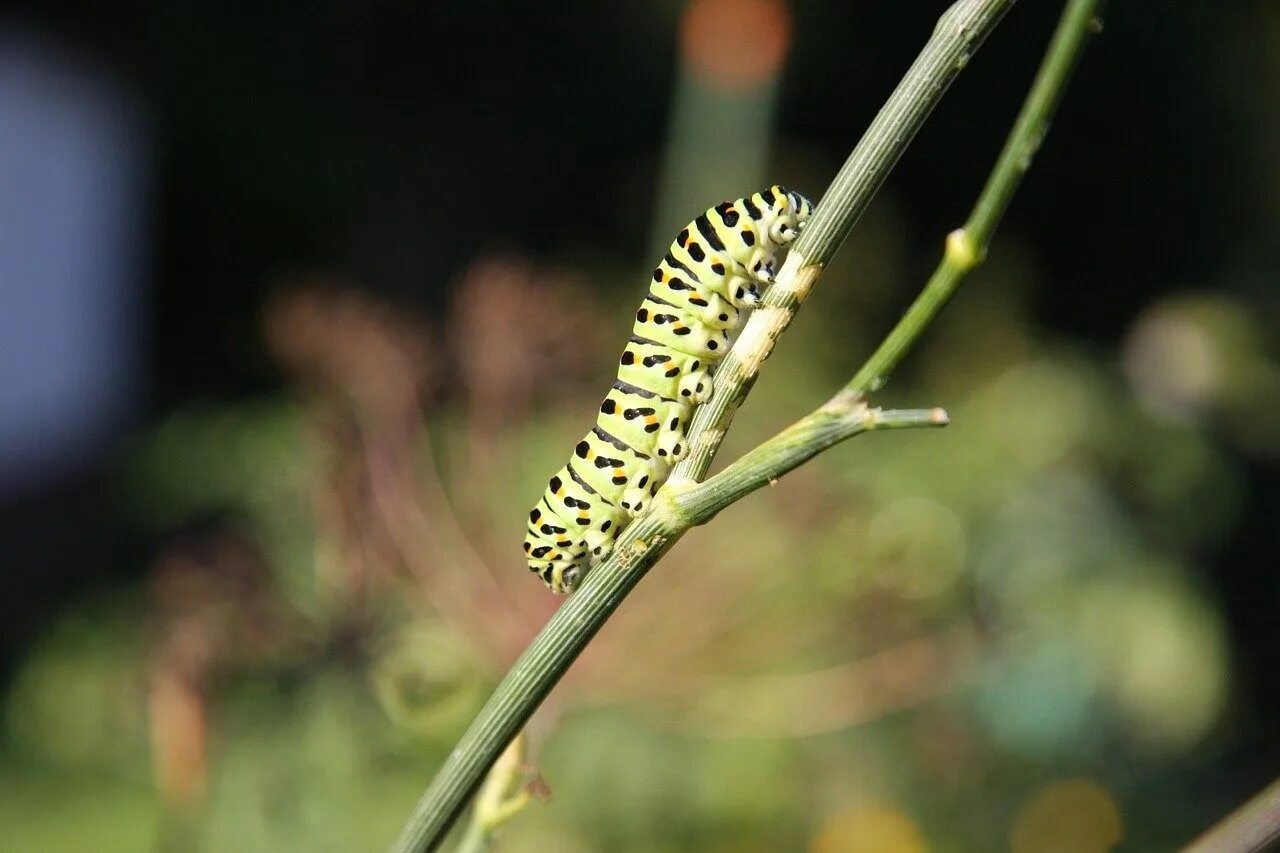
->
[391, 504, 683, 852]
[451, 734, 531, 853]
[1185, 778, 1280, 853]
[670, 0, 1019, 485]
[847, 0, 1106, 396]
[387, 0, 1106, 847]
[451, 822, 490, 853]
[676, 402, 947, 525]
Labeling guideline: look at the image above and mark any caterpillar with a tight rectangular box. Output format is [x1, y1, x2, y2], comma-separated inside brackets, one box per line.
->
[524, 185, 814, 594]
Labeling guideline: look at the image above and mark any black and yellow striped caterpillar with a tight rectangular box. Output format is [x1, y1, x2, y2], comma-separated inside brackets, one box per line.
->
[524, 185, 814, 593]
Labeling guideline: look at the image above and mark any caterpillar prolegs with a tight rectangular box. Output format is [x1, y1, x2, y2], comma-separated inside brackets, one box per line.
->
[524, 185, 814, 593]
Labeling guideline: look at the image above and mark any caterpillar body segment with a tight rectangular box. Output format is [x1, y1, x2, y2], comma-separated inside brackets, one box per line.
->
[524, 185, 814, 593]
[617, 339, 711, 405]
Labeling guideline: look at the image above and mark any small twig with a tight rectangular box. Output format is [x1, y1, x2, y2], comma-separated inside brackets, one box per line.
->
[452, 733, 532, 853]
[1184, 778, 1280, 853]
[847, 0, 1106, 397]
[672, 402, 948, 525]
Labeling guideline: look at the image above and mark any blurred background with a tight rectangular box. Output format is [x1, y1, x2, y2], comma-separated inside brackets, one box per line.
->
[0, 0, 1276, 850]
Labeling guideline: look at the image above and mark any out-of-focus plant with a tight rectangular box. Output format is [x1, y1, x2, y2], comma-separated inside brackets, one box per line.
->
[1122, 291, 1280, 456]
[145, 527, 291, 798]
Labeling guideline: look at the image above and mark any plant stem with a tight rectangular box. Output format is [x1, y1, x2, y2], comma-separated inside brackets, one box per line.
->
[388, 0, 1108, 847]
[675, 401, 948, 524]
[691, 0, 1107, 527]
[452, 734, 530, 853]
[1185, 777, 1280, 853]
[671, 0, 1107, 610]
[393, 504, 684, 853]
[848, 0, 1106, 396]
[670, 0, 1018, 485]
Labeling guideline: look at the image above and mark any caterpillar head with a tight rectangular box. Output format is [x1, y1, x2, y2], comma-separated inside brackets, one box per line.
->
[764, 185, 814, 246]
[550, 563, 581, 594]
[527, 556, 582, 594]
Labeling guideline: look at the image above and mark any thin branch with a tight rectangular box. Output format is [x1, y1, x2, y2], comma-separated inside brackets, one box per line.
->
[669, 0, 1017, 485]
[388, 0, 1108, 847]
[1184, 778, 1280, 853]
[847, 0, 1106, 396]
[677, 0, 1109, 526]
[452, 734, 531, 853]
[673, 401, 947, 525]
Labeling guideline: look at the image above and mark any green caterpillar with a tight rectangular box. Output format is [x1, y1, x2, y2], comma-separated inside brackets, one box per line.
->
[524, 185, 814, 593]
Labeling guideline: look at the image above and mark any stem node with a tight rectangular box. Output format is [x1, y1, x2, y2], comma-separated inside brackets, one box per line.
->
[945, 228, 983, 271]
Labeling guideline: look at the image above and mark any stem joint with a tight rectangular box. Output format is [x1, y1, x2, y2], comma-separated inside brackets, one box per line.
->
[945, 227, 984, 271]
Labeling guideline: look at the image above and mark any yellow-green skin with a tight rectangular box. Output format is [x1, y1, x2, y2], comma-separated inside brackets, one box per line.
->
[525, 185, 814, 593]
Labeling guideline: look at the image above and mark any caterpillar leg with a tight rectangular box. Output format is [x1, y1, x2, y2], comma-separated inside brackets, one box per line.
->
[621, 485, 652, 516]
[584, 502, 628, 562]
[654, 403, 692, 462]
[549, 562, 583, 594]
[747, 247, 778, 284]
[529, 555, 586, 594]
[620, 457, 667, 517]
[677, 364, 713, 404]
[727, 274, 762, 308]
[585, 527, 615, 563]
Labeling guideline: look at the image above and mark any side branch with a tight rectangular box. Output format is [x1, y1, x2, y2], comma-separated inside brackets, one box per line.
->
[675, 403, 948, 526]
[848, 0, 1106, 396]
[452, 734, 532, 853]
